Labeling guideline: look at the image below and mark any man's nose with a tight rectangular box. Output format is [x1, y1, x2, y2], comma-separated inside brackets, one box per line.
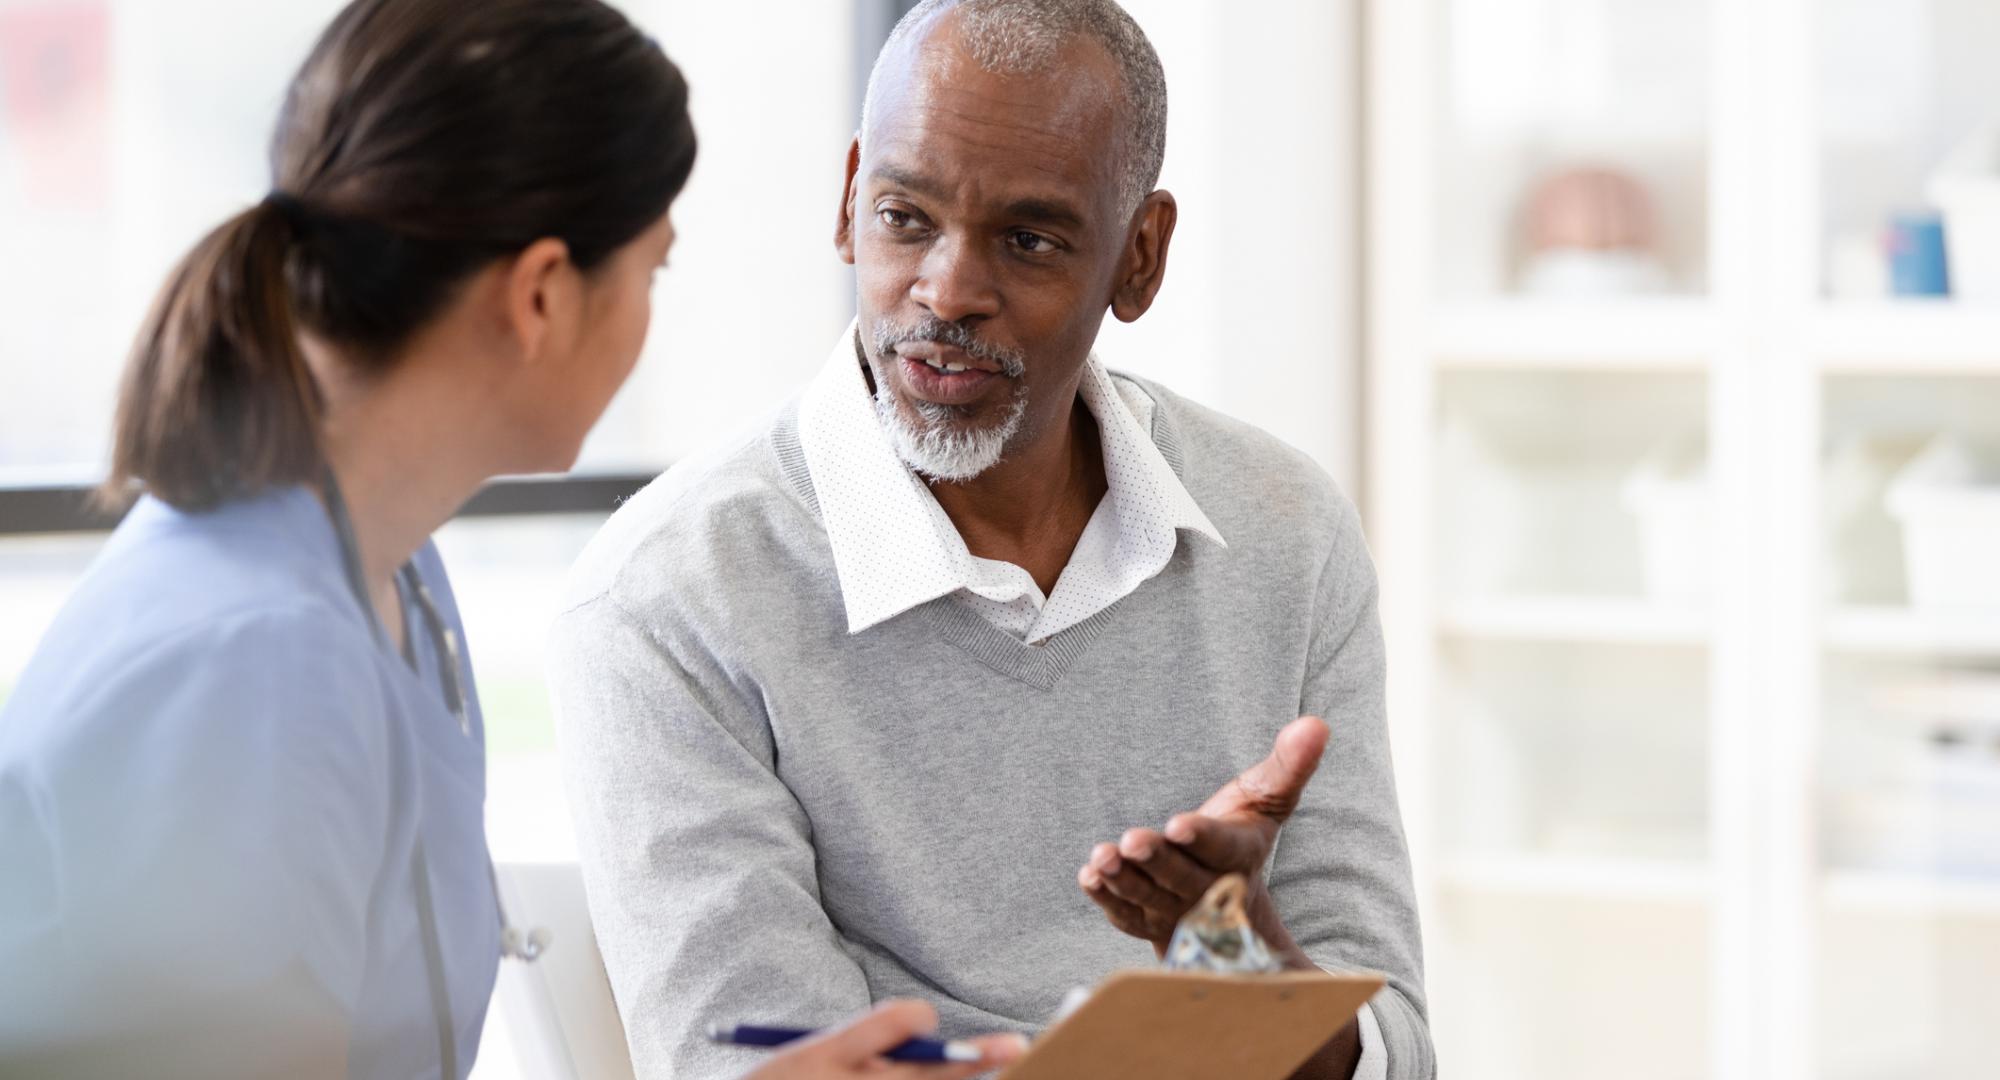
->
[910, 233, 1000, 324]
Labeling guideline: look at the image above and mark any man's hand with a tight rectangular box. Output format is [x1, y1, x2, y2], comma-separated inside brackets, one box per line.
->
[1077, 717, 1366, 1079]
[1077, 715, 1330, 960]
[740, 1001, 1027, 1079]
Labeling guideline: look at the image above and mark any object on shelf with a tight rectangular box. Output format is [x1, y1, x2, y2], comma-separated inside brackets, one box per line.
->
[1885, 437, 2000, 611]
[1827, 783, 2000, 878]
[1827, 228, 1891, 300]
[1436, 379, 1673, 598]
[1823, 436, 1925, 605]
[1872, 673, 2000, 738]
[1435, 417, 1531, 597]
[1930, 125, 2000, 303]
[1885, 212, 1952, 298]
[1517, 167, 1672, 298]
[1827, 681, 2000, 878]
[1620, 435, 1709, 604]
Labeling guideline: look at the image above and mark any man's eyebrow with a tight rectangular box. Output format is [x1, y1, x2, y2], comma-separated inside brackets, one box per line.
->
[870, 164, 947, 199]
[1002, 197, 1086, 230]
[871, 164, 1088, 230]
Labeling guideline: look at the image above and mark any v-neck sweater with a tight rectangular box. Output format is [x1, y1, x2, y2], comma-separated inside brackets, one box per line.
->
[550, 374, 1433, 1080]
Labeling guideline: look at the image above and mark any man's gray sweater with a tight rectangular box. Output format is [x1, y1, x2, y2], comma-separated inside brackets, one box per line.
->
[549, 375, 1433, 1079]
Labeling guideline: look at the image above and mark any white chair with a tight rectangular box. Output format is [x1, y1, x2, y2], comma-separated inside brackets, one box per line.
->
[491, 861, 636, 1080]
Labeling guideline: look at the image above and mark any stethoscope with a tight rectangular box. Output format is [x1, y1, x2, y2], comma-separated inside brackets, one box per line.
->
[320, 467, 548, 1074]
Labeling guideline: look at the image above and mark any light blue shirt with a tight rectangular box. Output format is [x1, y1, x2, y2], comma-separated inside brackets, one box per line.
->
[0, 487, 496, 1077]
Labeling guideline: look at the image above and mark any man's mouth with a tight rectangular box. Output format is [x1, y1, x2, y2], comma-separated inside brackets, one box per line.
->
[896, 342, 1003, 375]
[895, 344, 1004, 407]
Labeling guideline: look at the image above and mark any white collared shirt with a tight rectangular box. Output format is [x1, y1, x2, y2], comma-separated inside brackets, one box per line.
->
[796, 327, 1388, 1078]
[799, 326, 1224, 644]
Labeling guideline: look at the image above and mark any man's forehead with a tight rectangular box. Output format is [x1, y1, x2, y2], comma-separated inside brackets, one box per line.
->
[868, 95, 1103, 191]
[863, 16, 1125, 210]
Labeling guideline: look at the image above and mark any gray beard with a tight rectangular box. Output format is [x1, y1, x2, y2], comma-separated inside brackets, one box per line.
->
[873, 381, 1028, 483]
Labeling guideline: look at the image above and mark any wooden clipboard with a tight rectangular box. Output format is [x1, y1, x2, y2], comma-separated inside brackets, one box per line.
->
[997, 969, 1385, 1080]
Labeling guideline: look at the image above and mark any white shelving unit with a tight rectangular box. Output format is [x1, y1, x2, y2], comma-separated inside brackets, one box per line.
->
[1367, 2, 2000, 1078]
[1823, 871, 2000, 917]
[1439, 852, 1713, 903]
[1430, 299, 1720, 370]
[1824, 607, 2000, 657]
[1440, 597, 1709, 647]
[1808, 304, 2000, 373]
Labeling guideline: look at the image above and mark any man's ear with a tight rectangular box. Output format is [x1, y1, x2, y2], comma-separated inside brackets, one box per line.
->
[835, 135, 863, 265]
[1111, 190, 1177, 323]
[504, 237, 574, 365]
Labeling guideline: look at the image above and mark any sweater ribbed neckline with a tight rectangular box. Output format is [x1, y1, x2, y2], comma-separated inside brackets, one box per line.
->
[769, 377, 1192, 690]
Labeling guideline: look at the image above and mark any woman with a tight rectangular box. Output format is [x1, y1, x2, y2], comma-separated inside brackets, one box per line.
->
[0, 1, 1021, 1077]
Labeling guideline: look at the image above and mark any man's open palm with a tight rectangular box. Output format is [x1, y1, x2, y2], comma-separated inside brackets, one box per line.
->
[1079, 716, 1331, 951]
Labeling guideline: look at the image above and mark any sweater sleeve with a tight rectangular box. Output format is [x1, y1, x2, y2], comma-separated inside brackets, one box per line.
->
[1278, 496, 1436, 1080]
[548, 592, 873, 1080]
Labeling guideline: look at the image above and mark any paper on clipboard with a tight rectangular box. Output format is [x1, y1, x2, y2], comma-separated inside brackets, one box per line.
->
[997, 968, 1384, 1080]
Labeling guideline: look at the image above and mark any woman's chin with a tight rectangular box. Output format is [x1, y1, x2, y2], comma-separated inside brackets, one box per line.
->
[504, 441, 582, 479]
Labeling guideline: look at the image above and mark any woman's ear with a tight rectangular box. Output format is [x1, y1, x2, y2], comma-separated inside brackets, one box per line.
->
[504, 237, 576, 365]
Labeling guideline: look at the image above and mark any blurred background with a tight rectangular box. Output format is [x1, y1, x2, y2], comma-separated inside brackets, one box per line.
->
[2, 0, 1997, 1077]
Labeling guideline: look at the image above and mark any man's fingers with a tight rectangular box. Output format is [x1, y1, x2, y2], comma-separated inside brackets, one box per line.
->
[820, 999, 938, 1064]
[1080, 875, 1155, 940]
[1169, 715, 1331, 876]
[1196, 715, 1330, 821]
[1098, 860, 1180, 914]
[1121, 830, 1216, 900]
[1162, 812, 1269, 874]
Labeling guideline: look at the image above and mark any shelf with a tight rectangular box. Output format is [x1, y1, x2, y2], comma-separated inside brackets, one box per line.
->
[1439, 853, 1712, 903]
[1823, 870, 2000, 916]
[1810, 304, 2000, 373]
[1440, 597, 1710, 646]
[1823, 607, 2000, 657]
[1429, 299, 1718, 370]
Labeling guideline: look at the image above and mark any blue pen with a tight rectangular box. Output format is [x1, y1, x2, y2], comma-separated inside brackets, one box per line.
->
[706, 1023, 984, 1063]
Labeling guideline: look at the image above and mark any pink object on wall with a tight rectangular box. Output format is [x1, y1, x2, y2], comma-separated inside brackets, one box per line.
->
[0, 3, 111, 209]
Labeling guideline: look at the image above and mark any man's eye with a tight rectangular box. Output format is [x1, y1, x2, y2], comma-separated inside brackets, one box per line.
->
[879, 209, 914, 229]
[1012, 231, 1055, 253]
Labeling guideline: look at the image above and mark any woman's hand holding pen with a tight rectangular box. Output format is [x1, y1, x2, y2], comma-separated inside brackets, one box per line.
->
[740, 1001, 1027, 1079]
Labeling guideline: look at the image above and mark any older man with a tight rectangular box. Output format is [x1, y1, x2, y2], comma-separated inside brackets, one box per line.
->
[550, 1, 1431, 1077]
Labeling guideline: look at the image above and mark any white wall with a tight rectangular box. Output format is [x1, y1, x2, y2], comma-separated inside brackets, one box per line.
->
[597, 1, 858, 467]
[1101, 0, 1364, 496]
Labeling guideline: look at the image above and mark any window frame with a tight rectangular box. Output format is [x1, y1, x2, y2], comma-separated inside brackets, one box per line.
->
[0, 473, 658, 537]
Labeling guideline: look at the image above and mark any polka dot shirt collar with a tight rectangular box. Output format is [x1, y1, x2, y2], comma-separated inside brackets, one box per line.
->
[798, 324, 1225, 640]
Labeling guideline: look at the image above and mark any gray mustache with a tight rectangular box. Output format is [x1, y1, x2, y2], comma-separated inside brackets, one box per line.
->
[873, 316, 1027, 378]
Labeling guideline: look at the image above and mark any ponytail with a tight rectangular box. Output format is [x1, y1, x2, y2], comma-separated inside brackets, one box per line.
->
[101, 197, 324, 512]
[99, 0, 695, 513]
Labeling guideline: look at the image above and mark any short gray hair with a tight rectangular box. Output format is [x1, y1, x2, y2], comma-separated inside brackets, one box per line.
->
[860, 0, 1168, 216]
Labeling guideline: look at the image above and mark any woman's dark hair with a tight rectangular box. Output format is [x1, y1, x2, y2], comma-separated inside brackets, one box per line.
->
[103, 0, 697, 510]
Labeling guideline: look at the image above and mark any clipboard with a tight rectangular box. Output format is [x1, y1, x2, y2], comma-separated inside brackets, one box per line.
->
[997, 969, 1385, 1080]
